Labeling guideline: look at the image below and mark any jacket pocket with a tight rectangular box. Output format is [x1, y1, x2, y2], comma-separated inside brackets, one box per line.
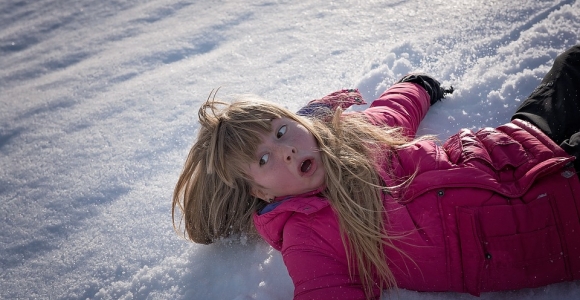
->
[456, 194, 566, 296]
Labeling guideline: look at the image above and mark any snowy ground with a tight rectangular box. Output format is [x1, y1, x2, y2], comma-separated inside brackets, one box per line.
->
[1, 0, 580, 299]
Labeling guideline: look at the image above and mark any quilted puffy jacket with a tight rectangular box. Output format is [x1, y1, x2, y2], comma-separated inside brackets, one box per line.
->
[253, 83, 580, 299]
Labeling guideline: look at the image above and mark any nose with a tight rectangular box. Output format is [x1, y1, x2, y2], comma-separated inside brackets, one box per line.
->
[279, 144, 296, 162]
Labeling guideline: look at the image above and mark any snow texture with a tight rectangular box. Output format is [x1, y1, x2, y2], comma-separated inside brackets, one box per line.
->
[1, 0, 579, 299]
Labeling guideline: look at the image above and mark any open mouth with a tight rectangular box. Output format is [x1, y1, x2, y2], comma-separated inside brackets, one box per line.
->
[300, 159, 313, 173]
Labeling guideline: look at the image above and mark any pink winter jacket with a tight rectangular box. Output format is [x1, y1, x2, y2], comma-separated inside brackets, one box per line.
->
[253, 83, 580, 299]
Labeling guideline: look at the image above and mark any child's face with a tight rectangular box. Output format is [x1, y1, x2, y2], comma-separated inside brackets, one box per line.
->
[246, 117, 325, 201]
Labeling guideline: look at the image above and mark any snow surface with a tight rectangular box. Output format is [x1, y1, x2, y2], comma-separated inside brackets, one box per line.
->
[1, 0, 580, 299]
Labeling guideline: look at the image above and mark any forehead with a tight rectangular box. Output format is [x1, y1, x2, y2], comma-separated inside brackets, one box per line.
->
[270, 117, 289, 126]
[272, 116, 305, 126]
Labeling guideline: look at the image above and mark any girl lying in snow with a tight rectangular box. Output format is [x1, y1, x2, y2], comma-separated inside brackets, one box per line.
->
[172, 45, 580, 300]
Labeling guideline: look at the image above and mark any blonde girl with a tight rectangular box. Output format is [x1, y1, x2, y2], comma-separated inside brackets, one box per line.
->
[173, 45, 580, 299]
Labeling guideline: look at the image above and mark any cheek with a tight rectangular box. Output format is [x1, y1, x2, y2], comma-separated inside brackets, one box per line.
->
[304, 130, 318, 146]
[246, 166, 263, 185]
[295, 129, 315, 146]
[251, 165, 280, 186]
[317, 168, 326, 182]
[264, 162, 290, 182]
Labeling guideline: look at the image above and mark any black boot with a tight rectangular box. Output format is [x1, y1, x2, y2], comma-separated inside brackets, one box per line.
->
[512, 45, 580, 171]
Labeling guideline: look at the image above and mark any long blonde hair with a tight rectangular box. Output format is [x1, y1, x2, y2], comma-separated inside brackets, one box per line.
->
[173, 90, 415, 298]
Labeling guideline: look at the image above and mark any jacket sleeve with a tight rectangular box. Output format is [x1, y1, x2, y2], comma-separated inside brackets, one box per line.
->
[283, 246, 373, 300]
[280, 210, 380, 300]
[361, 82, 431, 138]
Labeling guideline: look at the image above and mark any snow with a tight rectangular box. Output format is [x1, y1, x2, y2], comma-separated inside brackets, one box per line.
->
[1, 0, 579, 299]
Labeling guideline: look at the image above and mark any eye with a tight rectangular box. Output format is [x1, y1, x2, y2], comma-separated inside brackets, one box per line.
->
[259, 153, 269, 166]
[276, 125, 287, 139]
